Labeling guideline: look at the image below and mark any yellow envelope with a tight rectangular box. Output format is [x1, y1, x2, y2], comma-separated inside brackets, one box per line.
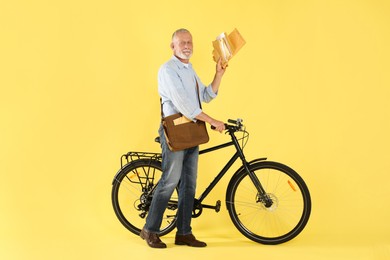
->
[212, 28, 246, 68]
[173, 116, 192, 125]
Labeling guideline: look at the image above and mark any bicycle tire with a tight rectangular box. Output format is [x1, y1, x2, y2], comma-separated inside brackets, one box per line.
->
[111, 159, 177, 236]
[226, 161, 311, 244]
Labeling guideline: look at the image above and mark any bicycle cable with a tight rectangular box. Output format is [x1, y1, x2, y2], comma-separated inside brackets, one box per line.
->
[236, 126, 249, 150]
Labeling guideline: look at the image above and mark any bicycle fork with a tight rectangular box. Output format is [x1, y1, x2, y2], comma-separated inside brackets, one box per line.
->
[242, 161, 274, 208]
[231, 131, 274, 208]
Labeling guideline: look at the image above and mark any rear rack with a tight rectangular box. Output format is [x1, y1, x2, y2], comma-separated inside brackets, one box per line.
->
[120, 151, 162, 168]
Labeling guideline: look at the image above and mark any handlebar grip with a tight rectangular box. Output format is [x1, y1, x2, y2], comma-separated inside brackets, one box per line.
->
[211, 124, 228, 130]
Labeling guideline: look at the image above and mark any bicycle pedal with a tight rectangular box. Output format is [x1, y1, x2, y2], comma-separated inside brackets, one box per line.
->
[215, 200, 221, 212]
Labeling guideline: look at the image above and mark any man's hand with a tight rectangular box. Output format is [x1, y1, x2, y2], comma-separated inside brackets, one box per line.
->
[195, 112, 225, 133]
[216, 58, 227, 75]
[210, 119, 225, 133]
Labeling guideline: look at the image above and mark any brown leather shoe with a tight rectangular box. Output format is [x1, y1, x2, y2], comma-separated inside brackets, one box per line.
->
[140, 228, 167, 248]
[175, 234, 207, 247]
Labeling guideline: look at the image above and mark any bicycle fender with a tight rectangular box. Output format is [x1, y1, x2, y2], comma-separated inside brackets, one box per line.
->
[111, 162, 133, 185]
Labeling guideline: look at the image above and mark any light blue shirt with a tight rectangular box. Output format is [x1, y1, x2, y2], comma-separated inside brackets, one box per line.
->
[158, 55, 217, 121]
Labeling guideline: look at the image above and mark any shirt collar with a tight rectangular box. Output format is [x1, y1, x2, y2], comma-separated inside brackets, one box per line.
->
[172, 55, 192, 69]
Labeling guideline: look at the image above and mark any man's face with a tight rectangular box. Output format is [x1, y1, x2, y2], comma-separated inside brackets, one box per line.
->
[171, 32, 193, 61]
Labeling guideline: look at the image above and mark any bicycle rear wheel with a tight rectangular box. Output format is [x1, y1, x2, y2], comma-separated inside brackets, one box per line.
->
[226, 161, 311, 244]
[111, 159, 177, 236]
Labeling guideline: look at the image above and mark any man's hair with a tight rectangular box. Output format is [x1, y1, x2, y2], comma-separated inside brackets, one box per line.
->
[172, 28, 191, 41]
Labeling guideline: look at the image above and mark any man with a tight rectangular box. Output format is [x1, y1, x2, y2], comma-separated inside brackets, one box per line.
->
[140, 28, 226, 248]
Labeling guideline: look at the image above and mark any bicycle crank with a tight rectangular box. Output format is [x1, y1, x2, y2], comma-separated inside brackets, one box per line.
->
[200, 200, 221, 212]
[192, 200, 221, 218]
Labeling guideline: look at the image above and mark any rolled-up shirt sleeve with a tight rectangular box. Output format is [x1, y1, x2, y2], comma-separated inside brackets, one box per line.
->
[200, 81, 217, 103]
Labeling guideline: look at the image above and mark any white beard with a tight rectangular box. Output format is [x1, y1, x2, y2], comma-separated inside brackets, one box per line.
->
[176, 50, 192, 60]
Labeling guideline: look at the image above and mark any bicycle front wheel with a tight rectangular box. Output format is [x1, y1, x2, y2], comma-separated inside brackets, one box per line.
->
[226, 161, 311, 244]
[111, 159, 177, 236]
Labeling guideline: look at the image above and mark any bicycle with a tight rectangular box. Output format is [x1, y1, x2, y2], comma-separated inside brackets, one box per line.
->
[111, 119, 311, 245]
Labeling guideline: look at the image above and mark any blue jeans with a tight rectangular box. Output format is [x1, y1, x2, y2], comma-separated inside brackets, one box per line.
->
[144, 125, 199, 235]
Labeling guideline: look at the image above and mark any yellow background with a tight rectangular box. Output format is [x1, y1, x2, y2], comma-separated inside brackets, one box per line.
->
[1, 0, 389, 259]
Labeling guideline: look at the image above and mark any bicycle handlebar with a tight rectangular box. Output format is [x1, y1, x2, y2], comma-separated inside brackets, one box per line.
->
[211, 118, 244, 131]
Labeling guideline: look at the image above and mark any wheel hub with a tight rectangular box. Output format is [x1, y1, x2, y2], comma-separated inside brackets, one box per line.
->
[257, 193, 278, 211]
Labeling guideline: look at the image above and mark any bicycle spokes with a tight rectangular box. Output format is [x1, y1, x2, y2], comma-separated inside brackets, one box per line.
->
[112, 159, 178, 236]
[226, 161, 311, 244]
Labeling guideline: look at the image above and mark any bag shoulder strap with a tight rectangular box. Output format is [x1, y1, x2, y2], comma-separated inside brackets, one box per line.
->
[160, 97, 164, 121]
[194, 77, 202, 109]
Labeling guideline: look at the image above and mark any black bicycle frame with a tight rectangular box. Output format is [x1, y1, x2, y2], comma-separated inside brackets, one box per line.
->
[196, 128, 268, 205]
